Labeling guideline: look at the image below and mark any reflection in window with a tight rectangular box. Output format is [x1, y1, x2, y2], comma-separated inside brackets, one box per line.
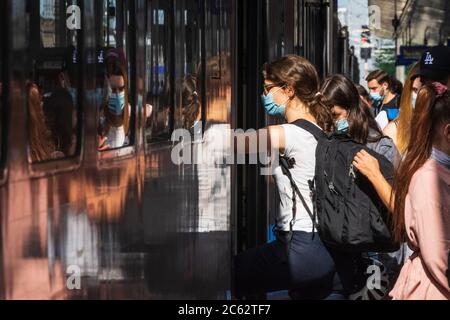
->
[98, 0, 127, 49]
[27, 1, 81, 163]
[40, 0, 78, 48]
[145, 0, 173, 142]
[98, 49, 131, 151]
[266, 0, 286, 60]
[28, 82, 56, 162]
[177, 1, 203, 131]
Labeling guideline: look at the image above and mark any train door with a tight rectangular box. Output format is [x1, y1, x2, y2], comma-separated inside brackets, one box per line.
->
[235, 0, 299, 265]
[0, 0, 6, 301]
[235, 0, 267, 273]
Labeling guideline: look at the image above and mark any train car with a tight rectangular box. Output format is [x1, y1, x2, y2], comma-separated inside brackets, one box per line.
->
[0, 0, 356, 300]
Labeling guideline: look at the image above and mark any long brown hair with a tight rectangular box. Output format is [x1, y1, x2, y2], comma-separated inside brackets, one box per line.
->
[263, 55, 335, 132]
[104, 58, 130, 135]
[392, 85, 450, 242]
[321, 74, 383, 144]
[182, 74, 201, 129]
[27, 82, 54, 162]
[396, 63, 420, 155]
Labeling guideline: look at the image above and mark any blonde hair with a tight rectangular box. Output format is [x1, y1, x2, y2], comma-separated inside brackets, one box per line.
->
[396, 63, 420, 155]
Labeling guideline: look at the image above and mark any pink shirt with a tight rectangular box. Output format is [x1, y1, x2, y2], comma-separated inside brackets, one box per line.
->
[390, 159, 450, 300]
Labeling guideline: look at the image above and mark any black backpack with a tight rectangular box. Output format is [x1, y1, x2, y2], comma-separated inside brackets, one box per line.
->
[279, 119, 399, 253]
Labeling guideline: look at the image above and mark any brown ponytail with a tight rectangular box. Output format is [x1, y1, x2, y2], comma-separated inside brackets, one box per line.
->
[309, 92, 336, 133]
[263, 55, 335, 132]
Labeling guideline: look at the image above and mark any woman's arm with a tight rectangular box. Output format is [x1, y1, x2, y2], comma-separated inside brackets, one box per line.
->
[233, 125, 285, 155]
[353, 150, 395, 213]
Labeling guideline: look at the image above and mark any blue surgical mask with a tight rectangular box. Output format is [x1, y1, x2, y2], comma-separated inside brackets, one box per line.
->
[370, 92, 383, 103]
[411, 92, 417, 109]
[431, 147, 450, 170]
[336, 118, 349, 132]
[108, 91, 125, 116]
[261, 92, 286, 117]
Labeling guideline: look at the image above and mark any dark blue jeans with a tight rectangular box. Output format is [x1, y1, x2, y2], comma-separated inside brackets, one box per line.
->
[234, 231, 356, 300]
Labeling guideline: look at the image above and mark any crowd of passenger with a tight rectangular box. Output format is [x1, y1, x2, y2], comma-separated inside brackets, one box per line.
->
[234, 45, 450, 300]
[26, 47, 132, 163]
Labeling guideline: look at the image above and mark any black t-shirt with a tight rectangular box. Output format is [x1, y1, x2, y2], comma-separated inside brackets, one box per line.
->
[381, 94, 400, 121]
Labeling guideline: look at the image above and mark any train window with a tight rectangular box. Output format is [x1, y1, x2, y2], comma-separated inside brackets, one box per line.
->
[266, 0, 287, 60]
[96, 1, 134, 152]
[98, 0, 127, 49]
[26, 0, 81, 163]
[145, 0, 174, 143]
[173, 0, 203, 132]
[40, 0, 78, 48]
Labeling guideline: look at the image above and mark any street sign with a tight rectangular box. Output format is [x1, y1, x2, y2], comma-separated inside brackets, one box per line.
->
[396, 46, 428, 66]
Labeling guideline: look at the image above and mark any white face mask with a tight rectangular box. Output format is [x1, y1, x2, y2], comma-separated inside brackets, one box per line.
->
[411, 92, 418, 109]
[431, 148, 450, 169]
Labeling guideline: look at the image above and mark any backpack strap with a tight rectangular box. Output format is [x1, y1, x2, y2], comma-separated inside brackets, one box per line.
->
[279, 155, 319, 238]
[290, 119, 327, 141]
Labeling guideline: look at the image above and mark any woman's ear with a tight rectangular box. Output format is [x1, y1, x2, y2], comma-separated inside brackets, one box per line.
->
[444, 123, 450, 144]
[284, 86, 296, 98]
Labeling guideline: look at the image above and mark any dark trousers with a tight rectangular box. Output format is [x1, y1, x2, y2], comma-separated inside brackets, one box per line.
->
[234, 231, 356, 300]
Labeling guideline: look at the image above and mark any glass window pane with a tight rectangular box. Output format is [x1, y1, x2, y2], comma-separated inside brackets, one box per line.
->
[98, 0, 127, 49]
[145, 0, 174, 142]
[97, 1, 133, 152]
[40, 0, 79, 48]
[27, 1, 81, 163]
[177, 0, 203, 131]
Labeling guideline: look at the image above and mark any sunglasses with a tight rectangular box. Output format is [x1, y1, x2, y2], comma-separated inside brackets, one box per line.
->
[263, 83, 285, 96]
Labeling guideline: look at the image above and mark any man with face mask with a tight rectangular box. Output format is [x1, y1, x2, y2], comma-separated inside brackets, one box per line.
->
[366, 70, 399, 130]
[42, 46, 78, 157]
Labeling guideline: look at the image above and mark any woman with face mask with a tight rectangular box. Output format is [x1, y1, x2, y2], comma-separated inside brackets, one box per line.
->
[383, 63, 422, 156]
[235, 55, 356, 300]
[354, 83, 450, 300]
[320, 75, 405, 298]
[321, 74, 401, 167]
[99, 57, 131, 151]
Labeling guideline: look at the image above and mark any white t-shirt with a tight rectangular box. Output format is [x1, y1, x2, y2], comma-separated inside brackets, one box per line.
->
[272, 123, 320, 232]
[107, 125, 126, 149]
